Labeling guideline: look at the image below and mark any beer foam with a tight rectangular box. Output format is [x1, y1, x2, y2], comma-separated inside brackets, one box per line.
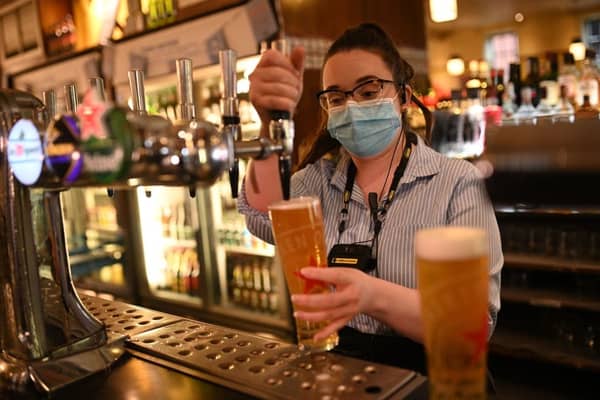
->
[415, 226, 487, 261]
[268, 196, 320, 210]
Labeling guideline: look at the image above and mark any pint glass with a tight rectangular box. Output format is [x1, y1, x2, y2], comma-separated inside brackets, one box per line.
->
[268, 196, 339, 351]
[415, 227, 489, 399]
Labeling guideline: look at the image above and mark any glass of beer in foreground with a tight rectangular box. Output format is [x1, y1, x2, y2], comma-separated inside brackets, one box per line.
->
[268, 196, 339, 352]
[415, 227, 489, 400]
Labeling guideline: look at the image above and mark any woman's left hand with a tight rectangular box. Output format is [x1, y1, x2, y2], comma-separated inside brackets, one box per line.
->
[291, 267, 376, 341]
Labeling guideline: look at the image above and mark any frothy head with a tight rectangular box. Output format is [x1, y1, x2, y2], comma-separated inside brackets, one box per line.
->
[415, 226, 488, 261]
[268, 196, 320, 211]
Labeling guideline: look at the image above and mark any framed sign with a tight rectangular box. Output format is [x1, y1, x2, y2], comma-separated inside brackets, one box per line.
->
[0, 0, 45, 78]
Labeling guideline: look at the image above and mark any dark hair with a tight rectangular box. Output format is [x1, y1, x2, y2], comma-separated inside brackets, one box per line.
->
[298, 23, 432, 170]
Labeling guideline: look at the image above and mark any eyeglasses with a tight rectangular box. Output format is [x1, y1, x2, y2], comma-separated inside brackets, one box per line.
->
[316, 78, 397, 111]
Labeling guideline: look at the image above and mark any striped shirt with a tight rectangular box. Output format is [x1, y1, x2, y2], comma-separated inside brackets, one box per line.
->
[238, 134, 503, 337]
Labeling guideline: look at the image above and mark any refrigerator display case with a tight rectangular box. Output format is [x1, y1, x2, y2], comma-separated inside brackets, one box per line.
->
[10, 48, 137, 301]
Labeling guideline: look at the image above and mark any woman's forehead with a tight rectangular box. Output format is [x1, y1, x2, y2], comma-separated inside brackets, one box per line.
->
[322, 49, 391, 89]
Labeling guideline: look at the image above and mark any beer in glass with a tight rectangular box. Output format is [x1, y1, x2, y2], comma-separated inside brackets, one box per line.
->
[268, 196, 339, 351]
[415, 227, 489, 399]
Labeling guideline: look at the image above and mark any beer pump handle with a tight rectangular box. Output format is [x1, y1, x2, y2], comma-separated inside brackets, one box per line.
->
[88, 77, 115, 197]
[42, 89, 57, 121]
[89, 77, 106, 101]
[268, 39, 294, 200]
[128, 69, 152, 198]
[128, 70, 147, 115]
[175, 58, 200, 199]
[64, 83, 79, 112]
[219, 49, 241, 198]
[176, 58, 196, 121]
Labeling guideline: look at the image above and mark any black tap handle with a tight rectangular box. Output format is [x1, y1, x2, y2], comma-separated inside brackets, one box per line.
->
[107, 188, 114, 197]
[229, 160, 239, 198]
[279, 157, 291, 200]
[145, 189, 152, 198]
[189, 187, 196, 198]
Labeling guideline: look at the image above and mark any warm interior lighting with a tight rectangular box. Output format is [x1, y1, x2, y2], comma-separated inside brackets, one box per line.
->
[429, 0, 458, 23]
[569, 38, 586, 61]
[446, 55, 465, 76]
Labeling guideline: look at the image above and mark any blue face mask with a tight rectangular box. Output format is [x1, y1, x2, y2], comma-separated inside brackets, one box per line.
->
[327, 98, 402, 158]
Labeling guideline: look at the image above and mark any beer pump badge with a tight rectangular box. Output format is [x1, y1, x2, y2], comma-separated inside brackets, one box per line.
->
[78, 90, 132, 183]
[45, 114, 83, 184]
[7, 119, 43, 185]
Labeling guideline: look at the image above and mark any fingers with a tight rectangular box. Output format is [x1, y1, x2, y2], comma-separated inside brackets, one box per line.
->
[292, 285, 359, 310]
[294, 303, 358, 323]
[313, 317, 350, 342]
[290, 46, 305, 76]
[300, 267, 360, 286]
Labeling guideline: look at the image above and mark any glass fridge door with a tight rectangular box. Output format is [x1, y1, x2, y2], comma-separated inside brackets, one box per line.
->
[135, 186, 205, 307]
[200, 161, 293, 338]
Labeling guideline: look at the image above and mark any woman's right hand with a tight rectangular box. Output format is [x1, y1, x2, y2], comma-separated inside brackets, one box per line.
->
[249, 46, 305, 134]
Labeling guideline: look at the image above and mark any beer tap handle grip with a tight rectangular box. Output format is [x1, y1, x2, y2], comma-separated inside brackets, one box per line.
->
[64, 83, 79, 113]
[229, 161, 239, 198]
[279, 157, 291, 200]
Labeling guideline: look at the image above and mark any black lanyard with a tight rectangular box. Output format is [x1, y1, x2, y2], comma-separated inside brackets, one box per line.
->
[337, 132, 416, 241]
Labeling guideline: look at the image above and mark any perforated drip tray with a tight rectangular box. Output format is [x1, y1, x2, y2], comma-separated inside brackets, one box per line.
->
[127, 320, 418, 400]
[78, 294, 183, 338]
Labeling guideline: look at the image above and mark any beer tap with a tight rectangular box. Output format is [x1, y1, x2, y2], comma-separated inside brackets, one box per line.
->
[216, 48, 293, 199]
[89, 77, 116, 197]
[64, 82, 79, 113]
[128, 69, 152, 198]
[175, 58, 199, 198]
[269, 40, 294, 200]
[219, 49, 241, 198]
[42, 89, 57, 121]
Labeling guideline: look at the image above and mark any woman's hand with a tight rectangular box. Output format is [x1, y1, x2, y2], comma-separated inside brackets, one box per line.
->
[291, 267, 376, 342]
[248, 46, 305, 132]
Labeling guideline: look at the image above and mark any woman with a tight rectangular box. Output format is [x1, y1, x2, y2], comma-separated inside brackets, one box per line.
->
[237, 23, 502, 373]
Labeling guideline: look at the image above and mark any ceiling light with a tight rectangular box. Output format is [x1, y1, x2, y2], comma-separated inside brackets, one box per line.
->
[446, 55, 465, 76]
[569, 37, 586, 61]
[429, 0, 457, 23]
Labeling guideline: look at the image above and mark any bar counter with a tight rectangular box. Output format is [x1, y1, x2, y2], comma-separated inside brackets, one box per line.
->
[9, 294, 427, 400]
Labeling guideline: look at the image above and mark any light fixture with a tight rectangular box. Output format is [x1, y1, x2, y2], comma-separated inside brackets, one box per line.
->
[446, 55, 465, 76]
[514, 12, 524, 23]
[569, 37, 586, 61]
[429, 0, 457, 23]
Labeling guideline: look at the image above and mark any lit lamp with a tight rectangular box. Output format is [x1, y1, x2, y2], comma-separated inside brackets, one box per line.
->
[446, 55, 465, 76]
[569, 37, 586, 61]
[429, 0, 457, 23]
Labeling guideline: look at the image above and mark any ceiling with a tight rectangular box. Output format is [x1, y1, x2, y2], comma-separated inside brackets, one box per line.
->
[427, 0, 600, 31]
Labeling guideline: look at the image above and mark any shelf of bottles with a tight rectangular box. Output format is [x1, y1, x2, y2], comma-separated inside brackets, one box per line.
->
[137, 186, 203, 304]
[435, 49, 600, 159]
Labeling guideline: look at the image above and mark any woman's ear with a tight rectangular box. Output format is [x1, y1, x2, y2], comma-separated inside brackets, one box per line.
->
[401, 85, 412, 111]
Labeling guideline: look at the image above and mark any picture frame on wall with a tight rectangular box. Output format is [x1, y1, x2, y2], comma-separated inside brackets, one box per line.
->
[0, 0, 45, 83]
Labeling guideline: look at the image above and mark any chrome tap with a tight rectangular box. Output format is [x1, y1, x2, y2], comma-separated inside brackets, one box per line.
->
[219, 49, 242, 198]
[217, 47, 294, 199]
[127, 69, 153, 198]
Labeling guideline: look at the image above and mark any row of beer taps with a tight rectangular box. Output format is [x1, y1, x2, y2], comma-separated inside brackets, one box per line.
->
[20, 48, 293, 201]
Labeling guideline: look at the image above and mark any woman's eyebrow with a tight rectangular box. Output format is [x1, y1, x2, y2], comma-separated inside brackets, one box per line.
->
[323, 75, 380, 91]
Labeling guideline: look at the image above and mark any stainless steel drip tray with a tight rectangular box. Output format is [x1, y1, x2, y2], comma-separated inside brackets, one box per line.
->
[126, 320, 419, 400]
[78, 294, 183, 339]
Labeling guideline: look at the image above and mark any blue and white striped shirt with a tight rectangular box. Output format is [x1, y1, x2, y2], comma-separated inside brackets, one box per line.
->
[238, 134, 503, 337]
